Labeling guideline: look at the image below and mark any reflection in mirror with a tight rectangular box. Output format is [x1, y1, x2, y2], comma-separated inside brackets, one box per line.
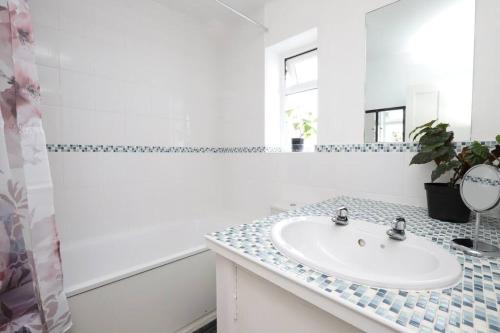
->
[461, 165, 500, 212]
[364, 0, 475, 143]
[364, 106, 405, 143]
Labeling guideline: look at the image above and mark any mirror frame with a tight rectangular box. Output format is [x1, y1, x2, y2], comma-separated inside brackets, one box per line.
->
[460, 165, 500, 212]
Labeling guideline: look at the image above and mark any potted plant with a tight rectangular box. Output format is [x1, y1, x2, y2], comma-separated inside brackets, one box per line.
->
[409, 120, 500, 222]
[286, 109, 317, 152]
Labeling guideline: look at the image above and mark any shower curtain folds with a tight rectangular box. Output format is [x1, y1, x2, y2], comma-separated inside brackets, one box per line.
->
[0, 1, 71, 332]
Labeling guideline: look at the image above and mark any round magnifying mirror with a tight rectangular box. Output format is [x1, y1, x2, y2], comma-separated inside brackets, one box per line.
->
[453, 165, 500, 258]
[461, 165, 500, 213]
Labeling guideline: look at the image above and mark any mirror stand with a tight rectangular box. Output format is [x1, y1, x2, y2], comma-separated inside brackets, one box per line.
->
[451, 212, 500, 258]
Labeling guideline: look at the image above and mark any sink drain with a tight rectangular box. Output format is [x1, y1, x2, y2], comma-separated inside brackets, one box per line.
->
[358, 239, 366, 247]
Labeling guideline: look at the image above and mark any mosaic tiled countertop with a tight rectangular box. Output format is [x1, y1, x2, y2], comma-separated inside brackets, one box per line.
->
[207, 197, 500, 333]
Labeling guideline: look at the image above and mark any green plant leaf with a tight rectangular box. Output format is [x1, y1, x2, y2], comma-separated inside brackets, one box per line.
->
[410, 145, 453, 165]
[419, 131, 453, 146]
[470, 141, 489, 159]
[409, 120, 464, 184]
[409, 127, 432, 141]
[463, 141, 490, 166]
[496, 135, 500, 144]
[431, 160, 460, 182]
[435, 123, 450, 130]
[409, 120, 436, 139]
[289, 112, 317, 139]
[410, 152, 435, 165]
[432, 145, 455, 160]
[420, 142, 445, 153]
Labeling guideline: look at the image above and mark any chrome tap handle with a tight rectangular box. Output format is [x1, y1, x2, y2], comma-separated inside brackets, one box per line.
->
[392, 217, 406, 231]
[387, 217, 406, 241]
[337, 207, 349, 221]
[332, 206, 349, 225]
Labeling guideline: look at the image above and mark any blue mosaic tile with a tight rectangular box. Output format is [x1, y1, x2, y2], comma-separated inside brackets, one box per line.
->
[397, 311, 411, 326]
[463, 310, 474, 327]
[410, 312, 423, 328]
[207, 196, 500, 332]
[488, 313, 500, 332]
[448, 310, 461, 328]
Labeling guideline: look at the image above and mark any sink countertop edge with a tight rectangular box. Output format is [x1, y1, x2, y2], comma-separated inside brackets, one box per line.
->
[205, 236, 408, 333]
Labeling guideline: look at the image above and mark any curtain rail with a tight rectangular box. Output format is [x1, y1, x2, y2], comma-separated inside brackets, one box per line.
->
[214, 0, 269, 32]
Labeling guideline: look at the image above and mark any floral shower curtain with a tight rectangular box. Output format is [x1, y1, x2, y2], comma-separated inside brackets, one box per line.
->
[0, 1, 71, 332]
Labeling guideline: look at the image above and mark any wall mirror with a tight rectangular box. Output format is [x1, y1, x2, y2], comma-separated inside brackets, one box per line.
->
[364, 0, 475, 143]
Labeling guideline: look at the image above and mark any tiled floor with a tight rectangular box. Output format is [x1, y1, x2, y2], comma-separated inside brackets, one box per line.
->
[193, 320, 216, 333]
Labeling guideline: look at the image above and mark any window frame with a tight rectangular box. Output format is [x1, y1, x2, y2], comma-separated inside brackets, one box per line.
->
[280, 47, 319, 150]
[365, 106, 406, 143]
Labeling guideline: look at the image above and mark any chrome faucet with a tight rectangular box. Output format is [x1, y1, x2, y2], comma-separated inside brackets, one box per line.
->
[387, 217, 406, 241]
[332, 207, 349, 226]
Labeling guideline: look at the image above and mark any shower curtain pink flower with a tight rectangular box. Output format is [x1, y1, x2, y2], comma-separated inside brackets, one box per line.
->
[0, 1, 71, 332]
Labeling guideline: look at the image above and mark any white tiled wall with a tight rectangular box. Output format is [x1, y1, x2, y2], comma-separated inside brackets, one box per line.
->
[220, 152, 436, 222]
[32, 0, 228, 248]
[216, 13, 266, 147]
[33, 0, 220, 147]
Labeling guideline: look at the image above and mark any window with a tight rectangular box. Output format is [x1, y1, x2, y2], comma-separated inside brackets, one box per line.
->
[282, 48, 318, 151]
[364, 107, 406, 143]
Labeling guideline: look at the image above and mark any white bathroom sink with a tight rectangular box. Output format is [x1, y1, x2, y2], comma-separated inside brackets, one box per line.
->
[271, 216, 462, 290]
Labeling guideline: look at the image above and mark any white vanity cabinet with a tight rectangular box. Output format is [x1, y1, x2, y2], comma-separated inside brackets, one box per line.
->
[208, 239, 401, 333]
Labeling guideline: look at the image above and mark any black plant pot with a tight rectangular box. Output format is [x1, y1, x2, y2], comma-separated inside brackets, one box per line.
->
[424, 183, 471, 223]
[291, 138, 304, 152]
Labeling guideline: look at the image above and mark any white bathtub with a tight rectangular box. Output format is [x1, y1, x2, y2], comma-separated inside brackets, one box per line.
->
[59, 214, 246, 333]
[65, 249, 217, 333]
[61, 214, 239, 297]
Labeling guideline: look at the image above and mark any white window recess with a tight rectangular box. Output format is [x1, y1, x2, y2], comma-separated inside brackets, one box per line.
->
[282, 48, 318, 151]
[265, 28, 318, 151]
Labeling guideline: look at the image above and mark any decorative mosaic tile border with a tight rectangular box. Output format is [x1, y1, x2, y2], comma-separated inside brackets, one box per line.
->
[207, 197, 500, 333]
[315, 141, 498, 153]
[45, 144, 282, 154]
[45, 141, 498, 154]
[315, 142, 420, 153]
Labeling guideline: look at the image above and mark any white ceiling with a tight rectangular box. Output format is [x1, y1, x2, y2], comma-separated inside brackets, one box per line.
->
[154, 0, 271, 25]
